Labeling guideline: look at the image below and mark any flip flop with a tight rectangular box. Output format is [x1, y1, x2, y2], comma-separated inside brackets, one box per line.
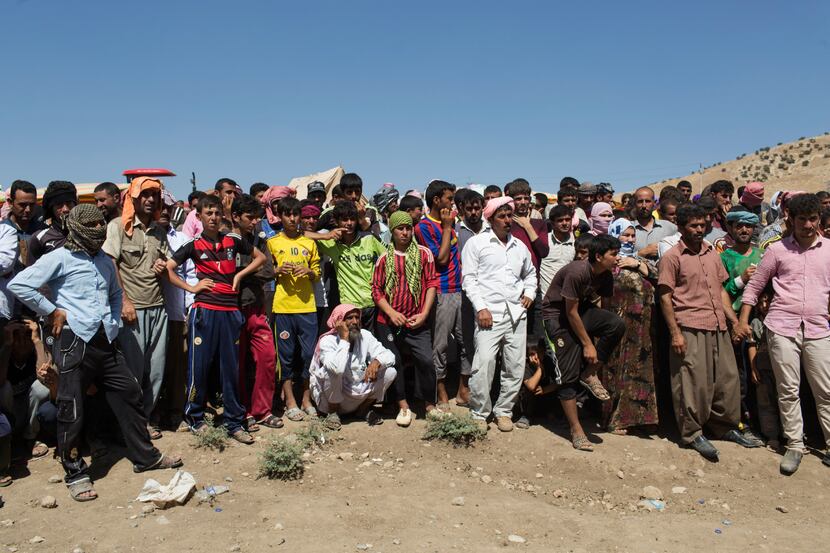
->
[68, 478, 98, 502]
[285, 407, 305, 422]
[31, 441, 49, 458]
[0, 474, 12, 488]
[323, 413, 342, 431]
[245, 417, 261, 433]
[302, 405, 318, 419]
[147, 425, 163, 440]
[365, 410, 383, 426]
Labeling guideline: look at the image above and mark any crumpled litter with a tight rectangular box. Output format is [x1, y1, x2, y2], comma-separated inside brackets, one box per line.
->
[136, 470, 196, 509]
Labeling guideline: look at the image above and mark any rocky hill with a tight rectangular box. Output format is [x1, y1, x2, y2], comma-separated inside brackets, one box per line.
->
[651, 132, 830, 196]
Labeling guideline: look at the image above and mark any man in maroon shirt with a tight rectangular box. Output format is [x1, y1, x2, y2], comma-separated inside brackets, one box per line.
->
[658, 204, 759, 462]
[506, 179, 549, 339]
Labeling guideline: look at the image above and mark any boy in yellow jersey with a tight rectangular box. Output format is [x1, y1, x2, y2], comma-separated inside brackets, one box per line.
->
[267, 197, 320, 421]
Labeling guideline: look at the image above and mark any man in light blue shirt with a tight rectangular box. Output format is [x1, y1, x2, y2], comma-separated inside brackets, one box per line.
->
[8, 204, 182, 502]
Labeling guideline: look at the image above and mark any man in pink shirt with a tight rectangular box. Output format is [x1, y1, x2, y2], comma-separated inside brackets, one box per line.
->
[738, 193, 830, 475]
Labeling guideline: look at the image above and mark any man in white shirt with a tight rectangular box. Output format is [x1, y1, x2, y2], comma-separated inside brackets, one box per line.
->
[310, 304, 397, 430]
[462, 197, 536, 432]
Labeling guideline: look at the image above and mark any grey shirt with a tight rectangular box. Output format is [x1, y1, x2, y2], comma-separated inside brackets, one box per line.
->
[634, 218, 677, 252]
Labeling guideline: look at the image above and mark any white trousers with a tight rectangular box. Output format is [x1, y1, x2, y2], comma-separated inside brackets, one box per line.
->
[311, 366, 397, 415]
[469, 315, 527, 420]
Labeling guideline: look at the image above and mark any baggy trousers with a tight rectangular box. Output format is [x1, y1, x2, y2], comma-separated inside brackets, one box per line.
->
[311, 366, 397, 414]
[184, 307, 245, 433]
[432, 292, 471, 379]
[118, 305, 168, 417]
[377, 324, 437, 406]
[668, 329, 740, 444]
[469, 314, 527, 420]
[53, 326, 160, 484]
[238, 304, 277, 421]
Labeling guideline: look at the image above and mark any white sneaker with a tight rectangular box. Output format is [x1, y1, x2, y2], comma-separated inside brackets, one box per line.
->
[396, 408, 413, 427]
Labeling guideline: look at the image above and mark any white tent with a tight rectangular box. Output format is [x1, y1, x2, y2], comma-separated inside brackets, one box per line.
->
[288, 166, 345, 201]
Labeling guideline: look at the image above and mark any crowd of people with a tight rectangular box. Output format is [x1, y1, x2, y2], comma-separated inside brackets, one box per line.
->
[1, 172, 829, 502]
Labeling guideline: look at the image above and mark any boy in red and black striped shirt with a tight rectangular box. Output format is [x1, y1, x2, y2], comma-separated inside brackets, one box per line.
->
[371, 211, 440, 427]
[165, 195, 266, 444]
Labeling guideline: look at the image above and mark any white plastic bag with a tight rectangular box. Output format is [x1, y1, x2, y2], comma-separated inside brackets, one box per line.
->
[136, 470, 197, 508]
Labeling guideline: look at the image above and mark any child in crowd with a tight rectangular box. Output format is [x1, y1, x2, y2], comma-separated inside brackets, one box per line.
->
[267, 197, 321, 422]
[747, 287, 780, 450]
[166, 195, 266, 444]
[372, 211, 440, 426]
[399, 195, 424, 223]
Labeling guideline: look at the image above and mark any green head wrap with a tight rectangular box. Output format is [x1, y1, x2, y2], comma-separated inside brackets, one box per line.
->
[384, 211, 422, 307]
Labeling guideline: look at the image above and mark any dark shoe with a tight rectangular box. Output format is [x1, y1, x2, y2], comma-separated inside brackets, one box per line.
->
[780, 449, 803, 475]
[823, 450, 830, 468]
[722, 429, 762, 449]
[688, 435, 719, 461]
[741, 428, 765, 448]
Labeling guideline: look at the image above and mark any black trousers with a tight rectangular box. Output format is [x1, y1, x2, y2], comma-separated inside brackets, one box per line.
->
[377, 323, 437, 405]
[54, 326, 160, 483]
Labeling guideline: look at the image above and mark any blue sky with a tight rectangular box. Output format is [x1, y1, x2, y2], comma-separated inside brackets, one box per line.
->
[1, 0, 828, 198]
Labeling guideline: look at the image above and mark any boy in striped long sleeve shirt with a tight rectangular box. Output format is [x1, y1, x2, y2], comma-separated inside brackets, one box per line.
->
[373, 211, 440, 427]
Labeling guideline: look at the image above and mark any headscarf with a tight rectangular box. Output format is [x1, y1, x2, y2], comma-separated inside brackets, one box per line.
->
[372, 186, 400, 214]
[42, 181, 77, 225]
[385, 211, 422, 307]
[483, 196, 514, 219]
[608, 218, 636, 257]
[260, 186, 296, 225]
[64, 204, 107, 256]
[309, 303, 361, 378]
[121, 176, 162, 237]
[161, 188, 177, 207]
[589, 202, 614, 234]
[301, 203, 321, 218]
[726, 210, 760, 226]
[740, 182, 764, 208]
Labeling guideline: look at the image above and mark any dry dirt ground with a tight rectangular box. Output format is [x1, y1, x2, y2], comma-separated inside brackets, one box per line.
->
[2, 409, 829, 553]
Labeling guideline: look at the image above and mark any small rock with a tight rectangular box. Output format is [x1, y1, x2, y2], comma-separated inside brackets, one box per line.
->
[552, 489, 565, 498]
[668, 464, 677, 471]
[452, 496, 465, 506]
[356, 544, 372, 551]
[480, 475, 492, 484]
[225, 477, 233, 482]
[671, 487, 687, 495]
[1, 519, 13, 527]
[241, 472, 250, 477]
[383, 461, 394, 469]
[776, 505, 789, 513]
[338, 452, 354, 461]
[641, 486, 663, 500]
[156, 515, 170, 525]
[616, 470, 625, 479]
[535, 473, 544, 479]
[229, 545, 241, 552]
[48, 475, 62, 484]
[360, 452, 369, 459]
[722, 503, 730, 511]
[142, 505, 155, 515]
[392, 539, 401, 545]
[72, 548, 85, 553]
[40, 496, 57, 509]
[30, 536, 46, 544]
[9, 547, 19, 553]
[507, 534, 526, 544]
[274, 522, 284, 530]
[694, 469, 705, 478]
[360, 461, 373, 467]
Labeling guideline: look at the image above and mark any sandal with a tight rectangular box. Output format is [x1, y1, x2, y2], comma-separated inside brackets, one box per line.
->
[0, 473, 12, 487]
[134, 454, 184, 473]
[514, 416, 530, 430]
[258, 415, 284, 429]
[31, 441, 49, 458]
[302, 405, 318, 419]
[245, 417, 261, 433]
[284, 407, 305, 422]
[68, 478, 98, 502]
[571, 435, 594, 451]
[365, 410, 383, 426]
[147, 425, 163, 440]
[579, 375, 610, 401]
[231, 429, 255, 445]
[323, 413, 342, 431]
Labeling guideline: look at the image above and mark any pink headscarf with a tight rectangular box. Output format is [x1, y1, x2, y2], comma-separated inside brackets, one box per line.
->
[260, 186, 296, 225]
[740, 182, 764, 208]
[483, 196, 514, 219]
[301, 203, 321, 218]
[589, 202, 614, 234]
